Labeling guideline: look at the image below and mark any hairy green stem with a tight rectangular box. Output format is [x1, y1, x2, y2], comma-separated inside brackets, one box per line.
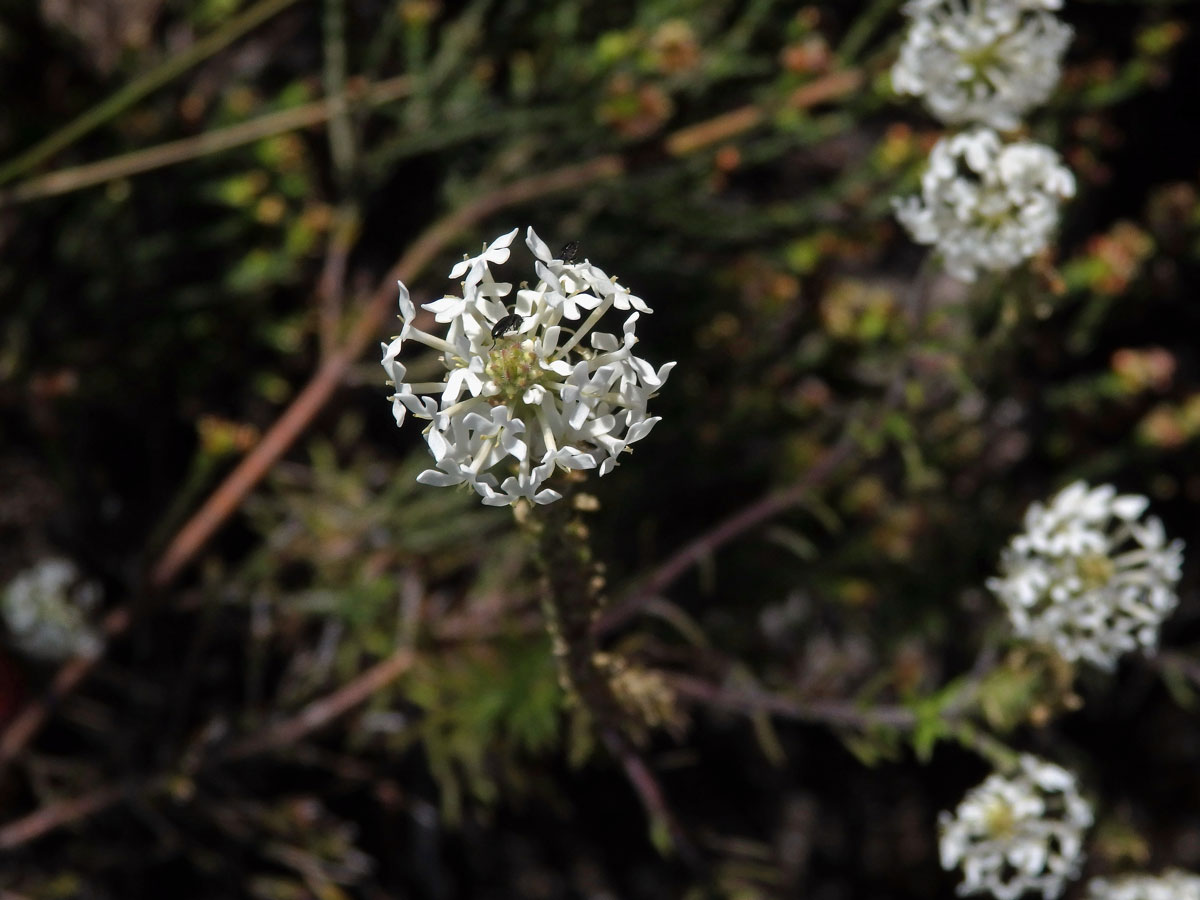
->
[522, 488, 623, 731]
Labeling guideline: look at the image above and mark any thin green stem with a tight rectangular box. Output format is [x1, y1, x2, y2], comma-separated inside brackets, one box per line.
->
[0, 0, 304, 186]
[836, 0, 902, 65]
[0, 77, 411, 206]
[955, 721, 1022, 772]
[322, 0, 356, 189]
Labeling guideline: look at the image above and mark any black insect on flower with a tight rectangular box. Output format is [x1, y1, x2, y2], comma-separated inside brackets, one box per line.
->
[491, 312, 524, 339]
[559, 240, 579, 263]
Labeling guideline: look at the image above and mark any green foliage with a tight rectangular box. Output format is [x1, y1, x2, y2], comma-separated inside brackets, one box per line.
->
[402, 636, 562, 821]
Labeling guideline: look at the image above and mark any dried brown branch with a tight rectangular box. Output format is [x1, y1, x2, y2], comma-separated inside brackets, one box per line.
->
[663, 70, 862, 157]
[220, 648, 415, 761]
[0, 605, 131, 765]
[600, 727, 705, 871]
[0, 782, 132, 850]
[0, 649, 417, 848]
[665, 673, 917, 731]
[593, 435, 858, 636]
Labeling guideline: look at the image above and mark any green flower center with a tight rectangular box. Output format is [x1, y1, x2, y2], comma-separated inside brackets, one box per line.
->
[960, 42, 1003, 82]
[1074, 554, 1115, 591]
[983, 797, 1017, 839]
[484, 341, 554, 409]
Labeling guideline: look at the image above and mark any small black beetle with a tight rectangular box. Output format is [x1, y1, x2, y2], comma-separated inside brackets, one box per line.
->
[491, 313, 523, 338]
[559, 240, 579, 263]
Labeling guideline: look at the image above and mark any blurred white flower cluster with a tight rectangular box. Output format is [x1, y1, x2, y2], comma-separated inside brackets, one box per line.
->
[940, 754, 1092, 900]
[892, 0, 1072, 130]
[894, 128, 1075, 281]
[1087, 870, 1200, 900]
[987, 481, 1184, 671]
[382, 227, 674, 506]
[1, 558, 103, 661]
[892, 0, 1075, 280]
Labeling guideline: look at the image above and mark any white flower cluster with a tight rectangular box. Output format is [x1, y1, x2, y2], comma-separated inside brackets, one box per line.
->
[1087, 870, 1200, 900]
[894, 127, 1075, 281]
[891, 0, 1074, 280]
[1, 558, 103, 661]
[893, 0, 1073, 130]
[940, 754, 1092, 900]
[987, 481, 1184, 671]
[382, 228, 674, 506]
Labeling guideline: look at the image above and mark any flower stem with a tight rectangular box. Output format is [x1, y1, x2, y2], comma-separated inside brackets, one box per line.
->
[519, 482, 623, 731]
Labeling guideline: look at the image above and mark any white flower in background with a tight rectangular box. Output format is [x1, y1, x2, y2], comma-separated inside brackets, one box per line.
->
[1087, 870, 1200, 900]
[1, 558, 103, 661]
[893, 0, 1073, 130]
[987, 481, 1184, 671]
[940, 754, 1092, 900]
[382, 227, 674, 507]
[894, 127, 1075, 281]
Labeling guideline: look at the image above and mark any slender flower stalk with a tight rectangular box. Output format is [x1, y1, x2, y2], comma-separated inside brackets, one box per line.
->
[382, 228, 674, 506]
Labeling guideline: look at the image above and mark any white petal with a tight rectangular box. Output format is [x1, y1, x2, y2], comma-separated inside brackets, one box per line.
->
[525, 227, 553, 262]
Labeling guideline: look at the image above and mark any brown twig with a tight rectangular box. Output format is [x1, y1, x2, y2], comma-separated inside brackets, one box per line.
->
[221, 648, 415, 760]
[593, 435, 858, 636]
[665, 673, 917, 730]
[0, 649, 417, 848]
[600, 727, 705, 871]
[0, 605, 131, 765]
[662, 70, 862, 157]
[0, 782, 132, 850]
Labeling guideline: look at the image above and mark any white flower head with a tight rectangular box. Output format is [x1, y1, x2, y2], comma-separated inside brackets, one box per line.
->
[382, 228, 674, 506]
[987, 481, 1185, 671]
[1, 558, 104, 661]
[1087, 870, 1200, 900]
[894, 127, 1075, 281]
[893, 0, 1073, 130]
[940, 755, 1092, 900]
